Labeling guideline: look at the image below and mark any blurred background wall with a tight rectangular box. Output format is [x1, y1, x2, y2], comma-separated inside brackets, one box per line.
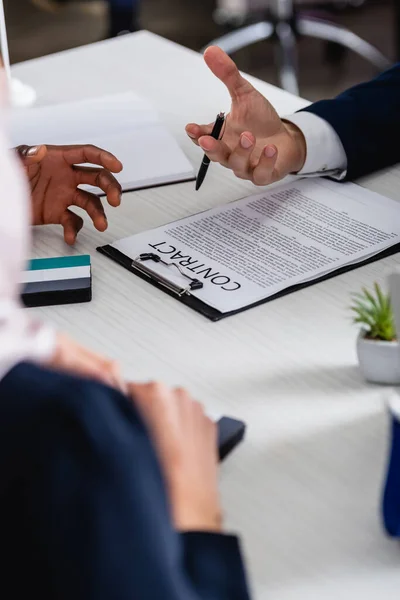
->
[4, 0, 396, 100]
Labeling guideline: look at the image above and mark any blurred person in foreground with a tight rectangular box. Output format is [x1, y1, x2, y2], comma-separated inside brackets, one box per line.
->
[0, 72, 251, 598]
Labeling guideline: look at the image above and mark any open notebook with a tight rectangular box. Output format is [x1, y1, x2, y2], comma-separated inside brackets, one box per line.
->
[10, 92, 195, 193]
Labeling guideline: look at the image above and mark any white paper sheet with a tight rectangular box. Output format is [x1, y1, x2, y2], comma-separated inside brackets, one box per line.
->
[111, 178, 400, 314]
[10, 92, 195, 192]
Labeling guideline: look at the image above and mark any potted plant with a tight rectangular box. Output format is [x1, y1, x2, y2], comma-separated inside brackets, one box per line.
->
[351, 283, 400, 385]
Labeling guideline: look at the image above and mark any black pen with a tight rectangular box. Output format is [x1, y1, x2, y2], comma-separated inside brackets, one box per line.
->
[195, 112, 225, 191]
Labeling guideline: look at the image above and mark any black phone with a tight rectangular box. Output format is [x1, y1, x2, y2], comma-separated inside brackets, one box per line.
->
[217, 417, 246, 461]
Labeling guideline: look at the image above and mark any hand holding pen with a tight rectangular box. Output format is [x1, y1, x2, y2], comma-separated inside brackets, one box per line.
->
[186, 47, 303, 188]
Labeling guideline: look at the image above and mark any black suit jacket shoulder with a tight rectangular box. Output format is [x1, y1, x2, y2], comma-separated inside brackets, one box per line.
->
[302, 64, 400, 180]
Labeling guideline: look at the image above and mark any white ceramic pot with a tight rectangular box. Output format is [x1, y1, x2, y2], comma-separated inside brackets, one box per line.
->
[357, 331, 400, 385]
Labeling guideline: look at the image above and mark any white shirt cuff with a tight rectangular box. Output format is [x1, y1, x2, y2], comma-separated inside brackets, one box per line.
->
[283, 111, 348, 180]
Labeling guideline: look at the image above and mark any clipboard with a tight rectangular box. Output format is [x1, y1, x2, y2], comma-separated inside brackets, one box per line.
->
[97, 243, 400, 322]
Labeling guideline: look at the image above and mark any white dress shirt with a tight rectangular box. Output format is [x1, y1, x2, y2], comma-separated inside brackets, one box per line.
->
[284, 111, 348, 180]
[0, 78, 55, 382]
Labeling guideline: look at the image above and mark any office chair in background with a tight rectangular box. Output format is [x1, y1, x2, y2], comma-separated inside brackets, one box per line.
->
[205, 0, 392, 95]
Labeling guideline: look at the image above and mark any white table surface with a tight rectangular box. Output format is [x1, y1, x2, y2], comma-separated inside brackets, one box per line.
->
[12, 31, 400, 600]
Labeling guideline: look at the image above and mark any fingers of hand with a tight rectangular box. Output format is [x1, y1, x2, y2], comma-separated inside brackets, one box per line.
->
[203, 46, 254, 100]
[60, 144, 123, 173]
[60, 209, 84, 246]
[198, 136, 231, 166]
[252, 145, 278, 186]
[129, 381, 173, 416]
[71, 345, 124, 392]
[72, 189, 108, 232]
[173, 391, 215, 448]
[100, 359, 127, 394]
[174, 387, 203, 421]
[227, 132, 255, 179]
[16, 144, 48, 165]
[50, 334, 125, 393]
[129, 382, 178, 443]
[77, 353, 125, 393]
[198, 131, 279, 185]
[129, 382, 204, 427]
[185, 123, 213, 145]
[73, 166, 122, 207]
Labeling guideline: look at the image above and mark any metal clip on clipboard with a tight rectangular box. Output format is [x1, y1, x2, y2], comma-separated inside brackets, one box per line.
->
[131, 253, 204, 297]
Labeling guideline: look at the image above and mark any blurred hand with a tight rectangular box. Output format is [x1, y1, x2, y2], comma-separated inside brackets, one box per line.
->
[47, 332, 126, 393]
[129, 382, 222, 532]
[17, 144, 123, 245]
[186, 46, 307, 186]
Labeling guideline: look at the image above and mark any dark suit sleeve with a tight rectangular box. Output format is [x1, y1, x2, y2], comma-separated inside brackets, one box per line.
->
[0, 363, 251, 600]
[300, 64, 400, 180]
[181, 533, 251, 600]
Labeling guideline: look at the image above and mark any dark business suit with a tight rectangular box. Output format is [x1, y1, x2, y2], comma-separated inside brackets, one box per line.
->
[302, 64, 400, 180]
[0, 362, 250, 600]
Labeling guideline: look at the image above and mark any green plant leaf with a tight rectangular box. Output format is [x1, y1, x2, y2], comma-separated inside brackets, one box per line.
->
[375, 282, 385, 310]
[362, 288, 378, 309]
[350, 305, 376, 324]
[350, 283, 396, 341]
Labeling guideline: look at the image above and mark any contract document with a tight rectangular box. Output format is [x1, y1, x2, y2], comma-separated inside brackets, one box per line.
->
[99, 178, 400, 320]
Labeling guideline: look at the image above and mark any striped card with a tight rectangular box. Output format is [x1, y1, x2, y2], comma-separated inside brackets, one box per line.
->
[21, 255, 92, 307]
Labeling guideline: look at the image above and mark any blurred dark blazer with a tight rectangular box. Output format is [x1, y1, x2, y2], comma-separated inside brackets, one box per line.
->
[0, 362, 250, 600]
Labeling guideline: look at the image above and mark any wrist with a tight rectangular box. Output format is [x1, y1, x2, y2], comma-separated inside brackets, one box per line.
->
[170, 487, 223, 533]
[282, 120, 307, 173]
[173, 505, 223, 533]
